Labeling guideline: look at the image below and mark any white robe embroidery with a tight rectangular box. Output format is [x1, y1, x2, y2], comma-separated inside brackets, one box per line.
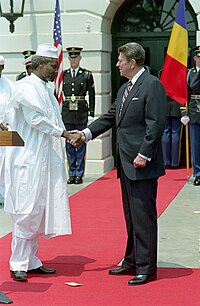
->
[4, 74, 71, 239]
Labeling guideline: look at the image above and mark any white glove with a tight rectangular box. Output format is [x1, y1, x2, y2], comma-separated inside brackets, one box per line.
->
[87, 116, 94, 125]
[181, 115, 190, 125]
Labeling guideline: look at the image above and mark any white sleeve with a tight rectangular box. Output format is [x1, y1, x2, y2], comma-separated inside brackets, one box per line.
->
[82, 127, 92, 143]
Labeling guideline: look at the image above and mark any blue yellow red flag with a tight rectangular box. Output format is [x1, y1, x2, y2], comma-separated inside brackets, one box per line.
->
[160, 0, 188, 105]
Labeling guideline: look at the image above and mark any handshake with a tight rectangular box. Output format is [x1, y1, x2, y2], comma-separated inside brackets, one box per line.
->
[62, 130, 86, 146]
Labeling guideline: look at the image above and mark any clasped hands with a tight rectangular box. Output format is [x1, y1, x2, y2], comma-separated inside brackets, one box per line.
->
[62, 130, 85, 146]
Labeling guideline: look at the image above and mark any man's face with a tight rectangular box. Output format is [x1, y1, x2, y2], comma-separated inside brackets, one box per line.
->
[116, 53, 135, 79]
[26, 65, 33, 76]
[194, 55, 200, 68]
[39, 58, 58, 82]
[68, 55, 81, 69]
[0, 64, 4, 75]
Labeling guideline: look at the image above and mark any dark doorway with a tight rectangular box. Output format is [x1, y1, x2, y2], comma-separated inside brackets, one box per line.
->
[111, 0, 197, 166]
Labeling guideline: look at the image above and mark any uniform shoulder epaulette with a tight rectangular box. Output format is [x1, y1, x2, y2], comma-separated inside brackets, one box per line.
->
[82, 68, 91, 73]
[188, 67, 196, 73]
[187, 67, 196, 83]
[16, 71, 26, 81]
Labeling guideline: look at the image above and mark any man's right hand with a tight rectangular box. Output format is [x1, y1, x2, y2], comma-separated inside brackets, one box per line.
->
[62, 130, 86, 146]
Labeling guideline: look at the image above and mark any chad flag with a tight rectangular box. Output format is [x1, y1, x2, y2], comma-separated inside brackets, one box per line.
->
[160, 0, 188, 105]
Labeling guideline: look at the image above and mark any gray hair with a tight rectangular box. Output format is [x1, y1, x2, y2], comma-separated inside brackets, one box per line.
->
[31, 55, 53, 69]
[118, 42, 145, 66]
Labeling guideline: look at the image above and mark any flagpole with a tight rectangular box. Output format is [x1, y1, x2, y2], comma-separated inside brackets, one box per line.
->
[185, 100, 190, 178]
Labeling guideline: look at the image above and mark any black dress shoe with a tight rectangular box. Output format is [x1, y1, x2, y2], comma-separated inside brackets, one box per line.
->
[10, 270, 27, 282]
[128, 274, 157, 285]
[67, 176, 75, 184]
[27, 266, 56, 274]
[109, 267, 136, 276]
[193, 176, 200, 186]
[75, 176, 83, 184]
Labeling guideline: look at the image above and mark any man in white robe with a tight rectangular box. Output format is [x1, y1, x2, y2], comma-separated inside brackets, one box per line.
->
[4, 44, 72, 282]
[0, 55, 14, 304]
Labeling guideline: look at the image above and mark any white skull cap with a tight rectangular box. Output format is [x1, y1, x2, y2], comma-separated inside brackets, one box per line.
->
[36, 43, 58, 59]
[0, 55, 5, 65]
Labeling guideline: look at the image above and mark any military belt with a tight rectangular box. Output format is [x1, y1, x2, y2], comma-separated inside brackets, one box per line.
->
[65, 96, 85, 100]
[191, 95, 200, 99]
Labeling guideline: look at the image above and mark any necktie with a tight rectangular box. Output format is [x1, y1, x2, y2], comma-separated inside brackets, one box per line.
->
[72, 70, 76, 78]
[119, 81, 132, 116]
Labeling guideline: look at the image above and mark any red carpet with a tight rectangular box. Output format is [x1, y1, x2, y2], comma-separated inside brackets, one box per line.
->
[1, 168, 199, 306]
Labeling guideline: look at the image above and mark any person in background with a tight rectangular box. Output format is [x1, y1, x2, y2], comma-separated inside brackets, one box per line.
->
[186, 46, 200, 186]
[0, 54, 14, 304]
[0, 55, 14, 203]
[16, 50, 36, 81]
[158, 69, 182, 169]
[4, 43, 73, 282]
[62, 47, 95, 184]
[69, 42, 167, 285]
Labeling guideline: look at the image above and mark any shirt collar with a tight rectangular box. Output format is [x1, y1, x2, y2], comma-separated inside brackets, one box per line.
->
[130, 67, 145, 85]
[71, 67, 79, 75]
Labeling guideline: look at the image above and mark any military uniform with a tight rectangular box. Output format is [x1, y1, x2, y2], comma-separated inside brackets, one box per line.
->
[158, 69, 182, 168]
[187, 46, 200, 185]
[162, 96, 182, 168]
[16, 50, 36, 81]
[62, 47, 95, 184]
[62, 67, 95, 124]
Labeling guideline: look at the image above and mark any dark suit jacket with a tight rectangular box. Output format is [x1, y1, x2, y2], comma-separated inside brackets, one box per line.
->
[88, 70, 167, 180]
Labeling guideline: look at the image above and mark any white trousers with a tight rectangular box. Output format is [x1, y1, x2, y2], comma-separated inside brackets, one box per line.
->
[9, 203, 45, 271]
[10, 235, 42, 271]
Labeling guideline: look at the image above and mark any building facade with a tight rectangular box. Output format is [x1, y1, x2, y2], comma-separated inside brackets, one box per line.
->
[0, 0, 200, 174]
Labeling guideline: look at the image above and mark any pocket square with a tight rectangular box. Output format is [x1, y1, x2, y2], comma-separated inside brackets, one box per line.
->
[132, 97, 139, 101]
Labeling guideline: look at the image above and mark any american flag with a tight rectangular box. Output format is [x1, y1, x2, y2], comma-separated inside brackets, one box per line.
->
[53, 0, 63, 105]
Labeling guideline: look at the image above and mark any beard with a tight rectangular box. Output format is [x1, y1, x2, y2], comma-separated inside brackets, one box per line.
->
[46, 73, 57, 82]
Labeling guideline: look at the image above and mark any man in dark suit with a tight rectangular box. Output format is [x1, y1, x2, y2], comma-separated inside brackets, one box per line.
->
[187, 46, 200, 186]
[69, 42, 167, 285]
[62, 47, 95, 184]
[16, 50, 36, 81]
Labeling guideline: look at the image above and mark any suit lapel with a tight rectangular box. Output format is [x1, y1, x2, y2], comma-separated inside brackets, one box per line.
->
[117, 71, 147, 125]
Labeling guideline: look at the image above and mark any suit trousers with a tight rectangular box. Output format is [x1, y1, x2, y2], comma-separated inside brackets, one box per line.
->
[120, 164, 158, 275]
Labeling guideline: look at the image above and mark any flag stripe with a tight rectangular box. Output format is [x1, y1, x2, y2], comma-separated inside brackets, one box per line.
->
[175, 0, 187, 29]
[160, 0, 188, 105]
[167, 23, 188, 66]
[161, 54, 187, 105]
[53, 0, 63, 106]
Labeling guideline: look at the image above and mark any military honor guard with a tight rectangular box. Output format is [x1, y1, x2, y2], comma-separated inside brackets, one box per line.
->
[16, 50, 36, 81]
[62, 47, 95, 184]
[158, 69, 182, 168]
[187, 46, 200, 186]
